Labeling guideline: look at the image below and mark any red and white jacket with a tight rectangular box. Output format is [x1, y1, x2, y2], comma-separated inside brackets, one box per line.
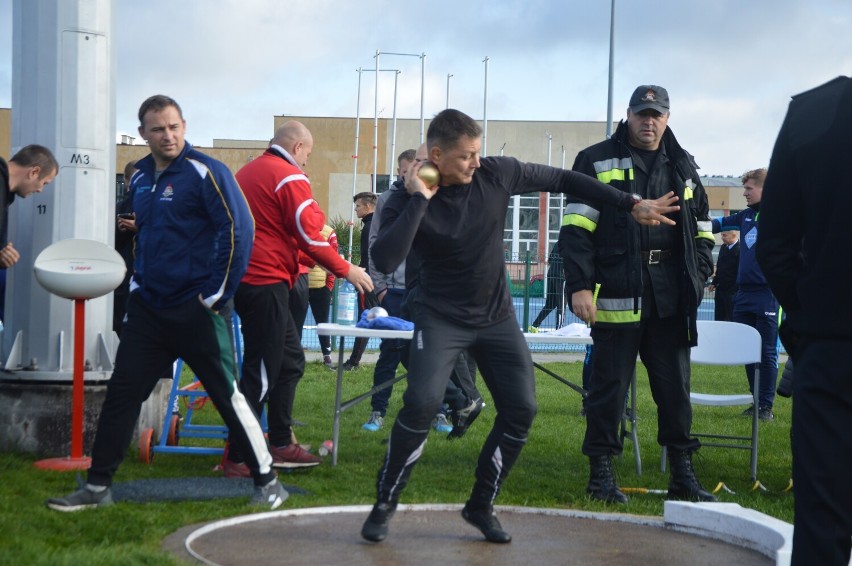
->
[235, 145, 349, 287]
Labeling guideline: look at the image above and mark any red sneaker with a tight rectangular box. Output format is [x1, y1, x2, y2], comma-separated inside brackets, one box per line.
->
[270, 443, 321, 469]
[222, 459, 251, 478]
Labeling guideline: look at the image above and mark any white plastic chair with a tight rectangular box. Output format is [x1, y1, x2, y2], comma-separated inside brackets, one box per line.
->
[661, 320, 762, 481]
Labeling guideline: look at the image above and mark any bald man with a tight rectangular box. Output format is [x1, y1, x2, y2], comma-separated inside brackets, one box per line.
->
[223, 121, 373, 474]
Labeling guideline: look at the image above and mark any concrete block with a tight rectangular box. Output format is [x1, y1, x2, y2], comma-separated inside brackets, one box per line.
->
[664, 501, 793, 565]
[0, 380, 107, 456]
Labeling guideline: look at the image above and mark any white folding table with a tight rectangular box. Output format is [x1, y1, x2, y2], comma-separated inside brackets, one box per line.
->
[317, 323, 413, 466]
[316, 324, 644, 470]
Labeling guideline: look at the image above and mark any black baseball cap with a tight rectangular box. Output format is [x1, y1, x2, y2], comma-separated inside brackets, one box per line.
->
[629, 85, 670, 114]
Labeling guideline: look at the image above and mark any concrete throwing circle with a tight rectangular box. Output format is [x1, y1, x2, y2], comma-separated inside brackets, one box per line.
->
[165, 504, 771, 565]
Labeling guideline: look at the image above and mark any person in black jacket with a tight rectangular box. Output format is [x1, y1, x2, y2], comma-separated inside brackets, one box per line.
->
[561, 85, 717, 505]
[0, 145, 58, 321]
[341, 191, 376, 371]
[529, 241, 567, 330]
[114, 160, 138, 335]
[361, 108, 678, 545]
[0, 145, 58, 271]
[756, 75, 852, 566]
[708, 229, 739, 322]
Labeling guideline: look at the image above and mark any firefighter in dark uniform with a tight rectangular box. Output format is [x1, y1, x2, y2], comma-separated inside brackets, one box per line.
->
[757, 75, 852, 566]
[561, 85, 717, 504]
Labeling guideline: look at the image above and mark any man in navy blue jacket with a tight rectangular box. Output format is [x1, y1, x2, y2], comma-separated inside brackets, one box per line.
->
[47, 95, 287, 512]
[712, 169, 779, 421]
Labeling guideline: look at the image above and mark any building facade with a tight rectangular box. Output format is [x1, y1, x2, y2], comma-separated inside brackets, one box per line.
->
[2, 108, 743, 264]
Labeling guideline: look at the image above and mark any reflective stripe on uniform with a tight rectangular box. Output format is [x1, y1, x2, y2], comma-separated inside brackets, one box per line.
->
[562, 203, 600, 224]
[596, 308, 642, 324]
[593, 157, 633, 175]
[695, 220, 714, 242]
[563, 203, 600, 234]
[596, 168, 634, 184]
[683, 179, 695, 201]
[592, 157, 634, 185]
[595, 297, 641, 324]
[564, 214, 597, 233]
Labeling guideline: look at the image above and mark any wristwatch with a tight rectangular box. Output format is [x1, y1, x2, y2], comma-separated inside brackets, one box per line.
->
[628, 193, 642, 209]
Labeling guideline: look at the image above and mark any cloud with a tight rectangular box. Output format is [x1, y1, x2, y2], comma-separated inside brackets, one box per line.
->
[1, 0, 851, 174]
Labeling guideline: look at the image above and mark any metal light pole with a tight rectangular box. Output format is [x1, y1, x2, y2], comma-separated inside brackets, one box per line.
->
[388, 70, 401, 186]
[349, 67, 365, 262]
[373, 51, 380, 193]
[482, 56, 489, 156]
[419, 53, 426, 142]
[546, 132, 553, 167]
[349, 66, 400, 259]
[559, 145, 566, 233]
[544, 132, 553, 259]
[446, 73, 453, 108]
[606, 0, 616, 139]
[372, 51, 427, 193]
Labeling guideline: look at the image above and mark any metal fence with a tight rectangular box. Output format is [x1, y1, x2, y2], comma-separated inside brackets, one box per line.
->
[301, 250, 723, 354]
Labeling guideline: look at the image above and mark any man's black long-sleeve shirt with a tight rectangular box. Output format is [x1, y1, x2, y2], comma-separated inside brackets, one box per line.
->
[372, 156, 636, 327]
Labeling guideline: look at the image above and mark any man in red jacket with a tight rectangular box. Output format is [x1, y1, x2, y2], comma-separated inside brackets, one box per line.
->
[223, 121, 373, 475]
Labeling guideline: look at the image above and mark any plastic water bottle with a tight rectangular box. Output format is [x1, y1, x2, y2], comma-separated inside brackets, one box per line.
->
[337, 280, 358, 326]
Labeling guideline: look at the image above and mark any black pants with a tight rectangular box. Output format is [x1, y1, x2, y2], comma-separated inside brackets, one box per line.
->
[447, 349, 481, 408]
[113, 285, 129, 336]
[791, 338, 852, 566]
[375, 312, 536, 508]
[370, 289, 407, 414]
[401, 286, 481, 411]
[289, 273, 310, 340]
[733, 288, 780, 409]
[230, 281, 305, 460]
[308, 286, 332, 356]
[532, 273, 565, 328]
[714, 287, 735, 322]
[583, 312, 699, 456]
[88, 293, 275, 487]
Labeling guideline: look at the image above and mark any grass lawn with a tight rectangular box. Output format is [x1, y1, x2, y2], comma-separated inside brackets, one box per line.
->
[0, 358, 793, 565]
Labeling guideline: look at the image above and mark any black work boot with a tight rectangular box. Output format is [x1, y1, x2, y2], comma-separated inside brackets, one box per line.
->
[361, 501, 398, 542]
[667, 450, 718, 502]
[461, 502, 512, 543]
[587, 455, 628, 504]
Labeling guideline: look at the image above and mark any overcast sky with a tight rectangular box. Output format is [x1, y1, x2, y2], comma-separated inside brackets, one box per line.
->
[1, 0, 850, 175]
